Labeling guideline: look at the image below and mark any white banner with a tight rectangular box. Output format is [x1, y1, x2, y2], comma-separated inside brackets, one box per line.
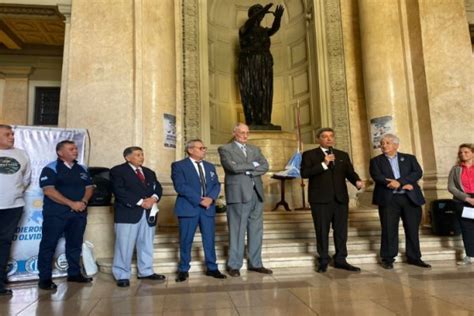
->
[7, 126, 88, 282]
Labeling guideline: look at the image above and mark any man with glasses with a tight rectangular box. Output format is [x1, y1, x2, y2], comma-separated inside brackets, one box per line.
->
[171, 139, 226, 282]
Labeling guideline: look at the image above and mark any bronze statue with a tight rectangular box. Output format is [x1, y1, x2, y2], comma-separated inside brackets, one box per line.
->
[238, 3, 284, 130]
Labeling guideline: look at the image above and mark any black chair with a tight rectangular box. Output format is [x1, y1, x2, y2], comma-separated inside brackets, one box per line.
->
[430, 199, 461, 236]
[88, 167, 112, 206]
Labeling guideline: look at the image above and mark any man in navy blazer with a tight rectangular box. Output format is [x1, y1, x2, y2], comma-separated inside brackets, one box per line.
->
[110, 146, 166, 287]
[171, 139, 226, 282]
[370, 134, 430, 269]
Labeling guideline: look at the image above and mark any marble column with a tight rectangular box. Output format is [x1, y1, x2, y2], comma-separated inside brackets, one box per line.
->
[57, 2, 71, 128]
[135, 0, 177, 224]
[0, 66, 32, 125]
[61, 0, 178, 257]
[358, 0, 414, 156]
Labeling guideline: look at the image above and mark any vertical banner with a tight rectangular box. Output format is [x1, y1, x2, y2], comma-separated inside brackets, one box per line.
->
[7, 126, 88, 281]
[370, 116, 393, 149]
[163, 113, 176, 148]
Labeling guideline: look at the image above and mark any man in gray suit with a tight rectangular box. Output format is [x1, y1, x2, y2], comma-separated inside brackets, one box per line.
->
[218, 123, 272, 277]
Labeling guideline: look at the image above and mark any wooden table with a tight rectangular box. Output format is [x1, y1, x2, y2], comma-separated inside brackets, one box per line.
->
[271, 174, 295, 212]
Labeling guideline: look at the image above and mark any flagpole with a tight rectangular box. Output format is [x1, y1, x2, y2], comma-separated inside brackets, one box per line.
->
[294, 100, 310, 211]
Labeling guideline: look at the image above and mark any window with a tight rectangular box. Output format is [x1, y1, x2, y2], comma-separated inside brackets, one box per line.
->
[33, 87, 60, 126]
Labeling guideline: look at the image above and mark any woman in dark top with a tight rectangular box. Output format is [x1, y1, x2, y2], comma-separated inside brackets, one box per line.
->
[447, 143, 474, 265]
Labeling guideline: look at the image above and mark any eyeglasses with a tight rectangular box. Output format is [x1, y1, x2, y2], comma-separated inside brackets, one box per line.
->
[193, 146, 207, 151]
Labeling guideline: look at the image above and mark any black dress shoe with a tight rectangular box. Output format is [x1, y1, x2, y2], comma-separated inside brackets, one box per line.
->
[0, 287, 13, 296]
[226, 268, 240, 277]
[175, 271, 189, 282]
[67, 275, 93, 283]
[407, 259, 431, 268]
[317, 264, 328, 273]
[381, 261, 394, 269]
[248, 266, 273, 275]
[334, 262, 361, 272]
[137, 273, 166, 281]
[116, 279, 130, 287]
[38, 280, 57, 290]
[206, 270, 227, 279]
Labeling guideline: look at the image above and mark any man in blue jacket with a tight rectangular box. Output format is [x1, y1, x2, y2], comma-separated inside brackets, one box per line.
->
[38, 140, 93, 290]
[171, 139, 226, 282]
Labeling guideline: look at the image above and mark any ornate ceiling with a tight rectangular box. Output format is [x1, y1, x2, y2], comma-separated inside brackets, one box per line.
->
[0, 4, 64, 54]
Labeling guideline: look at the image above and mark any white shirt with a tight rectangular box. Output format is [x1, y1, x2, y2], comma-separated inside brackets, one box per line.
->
[0, 148, 31, 209]
[320, 147, 330, 170]
[189, 157, 206, 179]
[128, 163, 159, 206]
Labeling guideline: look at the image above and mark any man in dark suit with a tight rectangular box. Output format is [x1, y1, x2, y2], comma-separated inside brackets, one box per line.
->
[301, 128, 364, 273]
[110, 146, 166, 287]
[369, 133, 430, 269]
[218, 123, 271, 277]
[171, 139, 226, 282]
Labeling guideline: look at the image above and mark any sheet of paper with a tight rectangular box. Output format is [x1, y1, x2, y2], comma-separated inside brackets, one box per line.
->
[462, 206, 474, 219]
[150, 203, 160, 217]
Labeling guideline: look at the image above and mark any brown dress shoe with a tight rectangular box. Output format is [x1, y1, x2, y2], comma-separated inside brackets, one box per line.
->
[248, 266, 273, 274]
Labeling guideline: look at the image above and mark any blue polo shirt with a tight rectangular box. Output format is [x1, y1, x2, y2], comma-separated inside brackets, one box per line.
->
[39, 159, 93, 215]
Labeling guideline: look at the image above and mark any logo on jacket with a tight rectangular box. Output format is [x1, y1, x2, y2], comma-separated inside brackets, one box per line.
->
[80, 172, 89, 181]
[210, 171, 216, 179]
[0, 157, 20, 174]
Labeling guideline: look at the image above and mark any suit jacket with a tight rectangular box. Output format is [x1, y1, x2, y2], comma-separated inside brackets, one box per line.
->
[171, 158, 220, 217]
[218, 142, 269, 204]
[301, 147, 360, 204]
[448, 165, 470, 203]
[110, 162, 163, 226]
[369, 152, 425, 207]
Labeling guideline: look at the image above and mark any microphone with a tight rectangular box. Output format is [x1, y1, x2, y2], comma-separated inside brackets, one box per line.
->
[327, 147, 335, 169]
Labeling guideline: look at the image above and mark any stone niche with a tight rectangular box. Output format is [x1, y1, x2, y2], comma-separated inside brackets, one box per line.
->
[181, 0, 353, 210]
[181, 0, 352, 153]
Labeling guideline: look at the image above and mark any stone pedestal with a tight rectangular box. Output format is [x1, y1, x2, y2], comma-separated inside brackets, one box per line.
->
[83, 206, 114, 259]
[247, 131, 303, 211]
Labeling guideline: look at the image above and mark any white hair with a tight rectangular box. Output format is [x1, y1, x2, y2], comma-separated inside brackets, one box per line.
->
[380, 133, 400, 144]
[233, 122, 248, 133]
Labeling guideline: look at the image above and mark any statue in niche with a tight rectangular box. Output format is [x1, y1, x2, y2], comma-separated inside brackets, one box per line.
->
[238, 3, 284, 130]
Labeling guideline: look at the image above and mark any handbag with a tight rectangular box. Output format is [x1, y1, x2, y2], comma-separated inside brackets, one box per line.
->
[82, 240, 98, 276]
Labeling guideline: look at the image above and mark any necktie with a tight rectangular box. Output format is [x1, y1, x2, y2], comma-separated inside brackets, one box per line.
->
[241, 144, 247, 157]
[195, 161, 207, 196]
[135, 168, 146, 184]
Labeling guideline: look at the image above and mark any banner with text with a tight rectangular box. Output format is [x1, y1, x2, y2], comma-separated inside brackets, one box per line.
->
[7, 126, 87, 281]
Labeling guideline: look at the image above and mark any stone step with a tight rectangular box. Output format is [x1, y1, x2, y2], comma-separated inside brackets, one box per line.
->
[150, 234, 464, 259]
[153, 225, 432, 244]
[178, 209, 380, 225]
[97, 246, 463, 274]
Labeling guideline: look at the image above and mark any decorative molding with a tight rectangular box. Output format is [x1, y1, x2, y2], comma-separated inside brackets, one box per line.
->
[323, 0, 350, 154]
[182, 0, 202, 143]
[0, 5, 62, 19]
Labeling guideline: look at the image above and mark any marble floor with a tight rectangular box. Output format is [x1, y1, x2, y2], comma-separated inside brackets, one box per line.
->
[1, 261, 473, 315]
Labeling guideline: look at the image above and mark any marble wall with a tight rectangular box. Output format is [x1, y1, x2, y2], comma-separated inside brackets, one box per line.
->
[340, 0, 473, 209]
[418, 0, 474, 182]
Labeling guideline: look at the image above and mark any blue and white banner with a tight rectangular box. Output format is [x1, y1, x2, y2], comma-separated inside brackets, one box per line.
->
[7, 126, 88, 281]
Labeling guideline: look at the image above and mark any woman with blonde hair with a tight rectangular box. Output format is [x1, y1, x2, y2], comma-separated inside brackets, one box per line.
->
[448, 143, 474, 265]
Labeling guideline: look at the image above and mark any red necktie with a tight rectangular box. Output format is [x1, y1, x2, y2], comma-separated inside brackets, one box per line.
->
[135, 168, 146, 184]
